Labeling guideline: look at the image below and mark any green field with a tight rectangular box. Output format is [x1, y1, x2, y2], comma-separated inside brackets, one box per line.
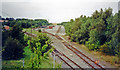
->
[23, 28, 41, 35]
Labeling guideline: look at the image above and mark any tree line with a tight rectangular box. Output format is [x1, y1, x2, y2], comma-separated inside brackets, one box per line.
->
[2, 18, 50, 28]
[62, 8, 120, 56]
[2, 17, 52, 60]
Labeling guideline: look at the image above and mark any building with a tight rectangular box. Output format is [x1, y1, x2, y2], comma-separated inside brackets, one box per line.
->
[4, 25, 10, 30]
[47, 26, 54, 29]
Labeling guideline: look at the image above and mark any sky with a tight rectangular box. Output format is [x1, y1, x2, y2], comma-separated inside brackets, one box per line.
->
[0, 0, 120, 23]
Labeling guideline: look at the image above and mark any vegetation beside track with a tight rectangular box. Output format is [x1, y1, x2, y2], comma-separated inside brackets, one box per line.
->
[60, 8, 120, 67]
[62, 35, 119, 67]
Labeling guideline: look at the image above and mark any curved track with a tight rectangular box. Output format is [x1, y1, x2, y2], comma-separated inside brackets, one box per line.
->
[44, 26, 105, 70]
[24, 26, 105, 70]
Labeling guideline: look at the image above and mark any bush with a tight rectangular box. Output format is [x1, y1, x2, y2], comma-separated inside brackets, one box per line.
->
[99, 44, 109, 53]
[2, 37, 24, 60]
[38, 34, 50, 46]
[24, 35, 31, 46]
[38, 29, 41, 32]
[29, 33, 51, 54]
[99, 43, 114, 55]
[24, 40, 53, 68]
[10, 25, 25, 45]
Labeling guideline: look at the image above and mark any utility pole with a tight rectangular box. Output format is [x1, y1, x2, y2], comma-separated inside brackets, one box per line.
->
[31, 21, 32, 35]
[23, 58, 24, 67]
[53, 54, 55, 69]
[30, 20, 33, 39]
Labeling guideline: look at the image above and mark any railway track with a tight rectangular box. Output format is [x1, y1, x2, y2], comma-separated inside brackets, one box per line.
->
[52, 51, 74, 69]
[24, 26, 105, 70]
[23, 30, 83, 69]
[56, 26, 61, 33]
[44, 26, 105, 70]
[23, 31, 80, 69]
[23, 31, 37, 37]
[53, 49, 84, 70]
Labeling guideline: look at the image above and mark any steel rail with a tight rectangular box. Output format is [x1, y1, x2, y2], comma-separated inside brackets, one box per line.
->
[54, 49, 84, 70]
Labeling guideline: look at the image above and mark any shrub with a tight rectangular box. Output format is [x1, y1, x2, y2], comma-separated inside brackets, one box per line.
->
[99, 44, 110, 54]
[38, 29, 41, 32]
[24, 35, 31, 46]
[25, 40, 53, 68]
[38, 34, 50, 46]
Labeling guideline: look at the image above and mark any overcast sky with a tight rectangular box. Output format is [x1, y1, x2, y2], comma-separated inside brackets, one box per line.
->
[0, 0, 120, 23]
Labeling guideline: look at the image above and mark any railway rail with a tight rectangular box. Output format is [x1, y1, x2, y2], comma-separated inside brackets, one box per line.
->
[24, 26, 105, 70]
[23, 31, 37, 37]
[56, 26, 61, 33]
[23, 30, 83, 70]
[43, 26, 105, 70]
[53, 49, 84, 70]
[53, 51, 74, 69]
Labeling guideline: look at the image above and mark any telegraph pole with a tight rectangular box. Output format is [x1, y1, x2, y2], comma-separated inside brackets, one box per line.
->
[30, 19, 33, 39]
[23, 58, 24, 67]
[31, 21, 32, 35]
[53, 54, 55, 69]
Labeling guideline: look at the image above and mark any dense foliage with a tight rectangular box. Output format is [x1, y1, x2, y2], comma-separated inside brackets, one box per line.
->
[63, 8, 120, 56]
[2, 18, 51, 60]
[2, 18, 50, 28]
[23, 34, 53, 68]
[2, 25, 25, 60]
[29, 33, 52, 55]
[2, 37, 24, 60]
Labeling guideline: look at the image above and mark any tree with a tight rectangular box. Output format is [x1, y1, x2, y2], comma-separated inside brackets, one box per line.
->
[38, 29, 41, 32]
[63, 8, 119, 56]
[70, 19, 74, 22]
[2, 37, 24, 60]
[2, 30, 10, 47]
[10, 25, 25, 45]
[92, 10, 99, 19]
[25, 39, 53, 68]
